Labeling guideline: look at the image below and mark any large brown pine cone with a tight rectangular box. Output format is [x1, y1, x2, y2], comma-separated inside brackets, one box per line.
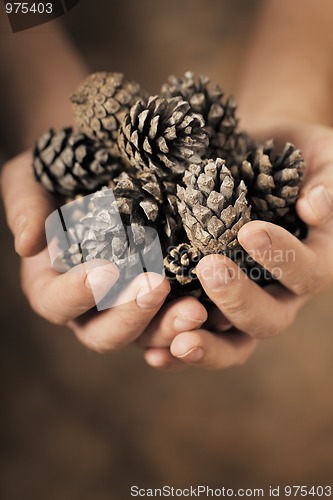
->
[177, 158, 251, 254]
[118, 96, 209, 179]
[71, 72, 147, 156]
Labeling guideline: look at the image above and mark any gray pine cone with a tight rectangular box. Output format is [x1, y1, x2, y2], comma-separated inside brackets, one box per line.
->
[33, 127, 122, 196]
[231, 141, 305, 221]
[73, 169, 180, 263]
[71, 72, 147, 156]
[177, 158, 251, 254]
[118, 96, 209, 179]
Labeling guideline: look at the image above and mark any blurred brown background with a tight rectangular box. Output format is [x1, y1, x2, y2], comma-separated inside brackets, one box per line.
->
[1, 1, 333, 499]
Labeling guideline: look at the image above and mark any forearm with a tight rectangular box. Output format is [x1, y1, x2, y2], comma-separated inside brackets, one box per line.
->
[0, 18, 88, 153]
[237, 0, 333, 128]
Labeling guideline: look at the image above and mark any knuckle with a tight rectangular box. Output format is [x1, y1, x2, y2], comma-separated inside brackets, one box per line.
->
[221, 294, 248, 315]
[81, 334, 123, 355]
[250, 321, 283, 339]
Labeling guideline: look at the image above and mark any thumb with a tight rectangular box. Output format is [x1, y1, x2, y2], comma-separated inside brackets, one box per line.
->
[294, 125, 333, 226]
[297, 180, 333, 226]
[1, 150, 55, 256]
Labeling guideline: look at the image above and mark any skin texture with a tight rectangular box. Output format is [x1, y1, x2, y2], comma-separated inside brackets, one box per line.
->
[2, 1, 333, 369]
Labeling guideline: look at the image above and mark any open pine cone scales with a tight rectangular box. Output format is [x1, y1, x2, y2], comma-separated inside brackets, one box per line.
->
[33, 70, 307, 300]
[118, 95, 209, 179]
[33, 127, 122, 196]
[232, 140, 304, 221]
[164, 243, 201, 285]
[161, 71, 238, 139]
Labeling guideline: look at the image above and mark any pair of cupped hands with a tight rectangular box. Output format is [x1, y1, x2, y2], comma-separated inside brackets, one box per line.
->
[2, 120, 333, 370]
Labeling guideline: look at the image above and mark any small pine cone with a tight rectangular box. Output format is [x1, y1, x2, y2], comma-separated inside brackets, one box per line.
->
[177, 158, 251, 254]
[231, 141, 305, 221]
[164, 243, 201, 285]
[71, 72, 147, 156]
[161, 72, 246, 162]
[118, 96, 209, 179]
[33, 127, 123, 196]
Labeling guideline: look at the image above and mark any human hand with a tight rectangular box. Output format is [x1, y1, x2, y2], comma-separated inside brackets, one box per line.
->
[1, 151, 170, 352]
[1, 151, 208, 354]
[142, 122, 333, 370]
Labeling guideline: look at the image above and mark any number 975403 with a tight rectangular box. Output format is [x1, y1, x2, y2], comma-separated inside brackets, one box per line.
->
[5, 3, 53, 14]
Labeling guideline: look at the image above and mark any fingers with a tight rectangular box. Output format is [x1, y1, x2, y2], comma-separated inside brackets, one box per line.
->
[138, 296, 208, 348]
[297, 177, 333, 226]
[138, 296, 207, 370]
[21, 249, 120, 324]
[70, 273, 170, 354]
[143, 348, 185, 370]
[238, 221, 325, 296]
[196, 254, 300, 339]
[1, 151, 54, 256]
[170, 329, 258, 370]
[296, 127, 333, 226]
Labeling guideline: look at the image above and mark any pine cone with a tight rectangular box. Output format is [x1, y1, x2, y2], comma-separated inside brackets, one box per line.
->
[33, 127, 122, 196]
[161, 71, 249, 163]
[164, 243, 201, 285]
[177, 158, 251, 254]
[231, 141, 304, 221]
[71, 72, 147, 156]
[110, 170, 180, 245]
[118, 96, 209, 179]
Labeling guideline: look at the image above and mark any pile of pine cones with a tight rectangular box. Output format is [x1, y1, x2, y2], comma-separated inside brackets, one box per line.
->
[33, 72, 306, 301]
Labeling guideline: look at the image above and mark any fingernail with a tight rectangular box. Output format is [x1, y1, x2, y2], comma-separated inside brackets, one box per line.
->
[173, 315, 205, 332]
[198, 263, 232, 292]
[85, 268, 118, 291]
[307, 185, 333, 223]
[136, 287, 167, 310]
[175, 346, 204, 362]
